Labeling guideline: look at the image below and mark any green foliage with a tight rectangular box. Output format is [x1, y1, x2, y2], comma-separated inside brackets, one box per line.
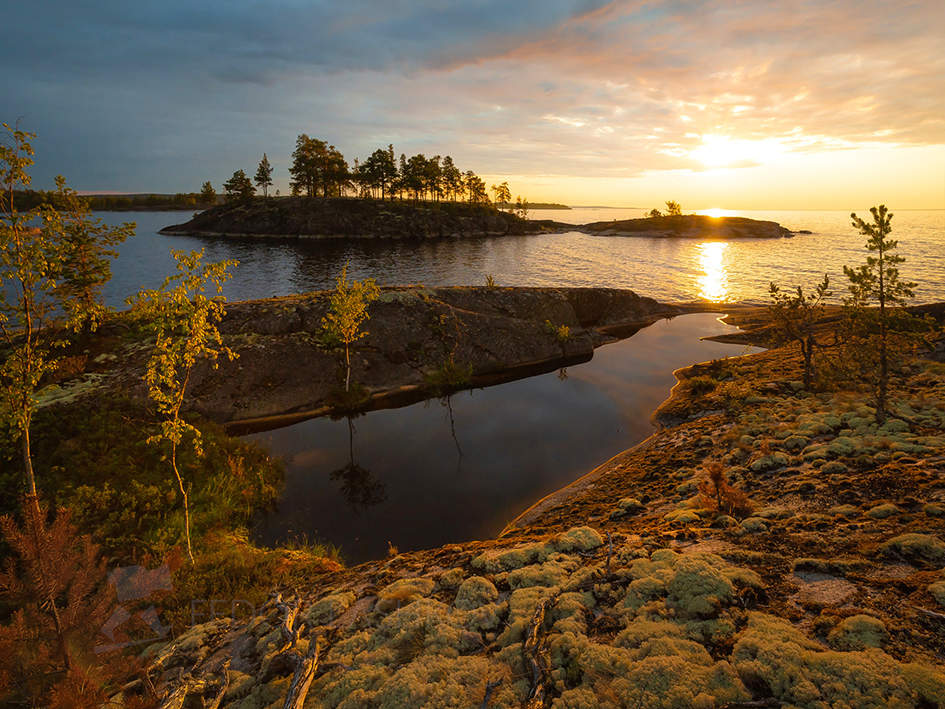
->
[223, 169, 254, 201]
[1, 123, 132, 497]
[491, 181, 511, 207]
[254, 153, 273, 198]
[514, 195, 529, 220]
[199, 180, 216, 204]
[767, 274, 830, 389]
[289, 134, 349, 198]
[485, 274, 496, 288]
[128, 249, 238, 563]
[685, 374, 718, 395]
[321, 263, 379, 392]
[544, 319, 571, 343]
[45, 176, 135, 334]
[424, 355, 473, 395]
[648, 208, 662, 218]
[664, 200, 682, 216]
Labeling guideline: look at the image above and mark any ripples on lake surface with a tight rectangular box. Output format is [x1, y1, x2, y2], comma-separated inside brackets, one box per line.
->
[99, 207, 944, 307]
[248, 313, 762, 563]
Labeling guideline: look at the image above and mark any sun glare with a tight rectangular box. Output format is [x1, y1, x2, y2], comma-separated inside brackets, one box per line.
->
[699, 207, 737, 219]
[690, 134, 784, 168]
[696, 241, 729, 302]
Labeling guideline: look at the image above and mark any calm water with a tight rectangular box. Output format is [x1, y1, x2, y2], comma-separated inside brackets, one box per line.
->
[249, 313, 761, 563]
[98, 207, 944, 306]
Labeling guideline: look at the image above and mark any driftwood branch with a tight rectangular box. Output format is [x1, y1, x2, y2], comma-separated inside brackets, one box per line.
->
[283, 636, 321, 709]
[522, 593, 559, 709]
[274, 593, 303, 652]
[479, 678, 503, 709]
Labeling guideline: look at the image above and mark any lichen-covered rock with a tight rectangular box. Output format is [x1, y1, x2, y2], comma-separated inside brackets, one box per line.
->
[453, 576, 498, 610]
[880, 533, 945, 566]
[733, 612, 945, 707]
[828, 614, 887, 650]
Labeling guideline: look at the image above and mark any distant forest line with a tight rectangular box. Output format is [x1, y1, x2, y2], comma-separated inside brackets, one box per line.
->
[13, 135, 575, 212]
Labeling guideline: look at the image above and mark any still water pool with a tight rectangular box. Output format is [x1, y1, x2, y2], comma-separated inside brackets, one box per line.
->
[248, 313, 761, 563]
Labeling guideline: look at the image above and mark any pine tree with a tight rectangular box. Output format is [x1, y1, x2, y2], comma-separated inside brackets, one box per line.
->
[0, 499, 134, 707]
[223, 169, 254, 201]
[199, 181, 216, 205]
[842, 205, 916, 422]
[767, 275, 830, 389]
[254, 154, 273, 198]
[665, 200, 682, 216]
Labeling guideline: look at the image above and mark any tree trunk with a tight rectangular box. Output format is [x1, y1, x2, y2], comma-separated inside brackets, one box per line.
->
[802, 336, 813, 390]
[171, 442, 195, 565]
[344, 342, 351, 392]
[877, 241, 888, 423]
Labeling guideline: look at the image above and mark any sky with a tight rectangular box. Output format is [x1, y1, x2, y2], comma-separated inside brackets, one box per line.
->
[4, 0, 945, 209]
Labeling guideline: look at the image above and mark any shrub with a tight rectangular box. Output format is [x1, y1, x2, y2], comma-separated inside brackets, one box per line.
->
[697, 461, 753, 517]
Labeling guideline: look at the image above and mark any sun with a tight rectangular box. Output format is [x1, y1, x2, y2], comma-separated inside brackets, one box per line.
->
[700, 207, 736, 219]
[690, 134, 784, 168]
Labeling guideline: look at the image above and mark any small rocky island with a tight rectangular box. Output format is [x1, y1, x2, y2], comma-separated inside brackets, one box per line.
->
[581, 214, 794, 239]
[160, 197, 572, 239]
[160, 198, 798, 240]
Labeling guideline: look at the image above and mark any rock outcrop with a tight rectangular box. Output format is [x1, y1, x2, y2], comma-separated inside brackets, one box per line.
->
[159, 197, 573, 239]
[581, 214, 793, 239]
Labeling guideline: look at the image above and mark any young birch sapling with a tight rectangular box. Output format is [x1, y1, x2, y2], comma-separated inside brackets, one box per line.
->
[129, 249, 237, 564]
[321, 264, 379, 393]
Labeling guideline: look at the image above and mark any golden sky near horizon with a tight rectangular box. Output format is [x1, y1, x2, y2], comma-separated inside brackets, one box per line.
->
[5, 1, 945, 208]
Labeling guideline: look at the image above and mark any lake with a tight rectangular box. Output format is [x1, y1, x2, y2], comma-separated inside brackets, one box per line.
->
[248, 313, 761, 563]
[96, 207, 945, 308]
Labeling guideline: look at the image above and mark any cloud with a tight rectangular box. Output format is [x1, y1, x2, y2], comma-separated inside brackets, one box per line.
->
[3, 0, 943, 191]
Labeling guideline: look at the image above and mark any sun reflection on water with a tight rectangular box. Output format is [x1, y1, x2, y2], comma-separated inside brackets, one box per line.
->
[697, 241, 729, 301]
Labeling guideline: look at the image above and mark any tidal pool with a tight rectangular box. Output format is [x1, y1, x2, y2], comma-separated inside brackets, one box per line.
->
[248, 312, 761, 563]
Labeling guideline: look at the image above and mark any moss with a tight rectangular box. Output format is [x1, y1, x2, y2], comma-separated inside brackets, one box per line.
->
[666, 554, 735, 618]
[928, 580, 945, 608]
[233, 677, 290, 709]
[733, 612, 945, 707]
[828, 614, 887, 650]
[369, 655, 516, 709]
[549, 632, 748, 708]
[782, 435, 810, 452]
[880, 533, 945, 566]
[506, 558, 573, 589]
[740, 517, 768, 533]
[749, 452, 789, 472]
[303, 591, 356, 627]
[615, 620, 685, 649]
[553, 526, 604, 552]
[664, 509, 701, 525]
[376, 577, 437, 612]
[865, 503, 900, 519]
[923, 502, 945, 518]
[454, 576, 498, 610]
[820, 460, 849, 475]
[471, 540, 552, 573]
[437, 567, 465, 590]
[464, 601, 507, 633]
[828, 504, 859, 518]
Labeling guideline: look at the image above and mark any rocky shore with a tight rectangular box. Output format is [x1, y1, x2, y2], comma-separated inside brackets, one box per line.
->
[140, 309, 945, 708]
[53, 287, 680, 430]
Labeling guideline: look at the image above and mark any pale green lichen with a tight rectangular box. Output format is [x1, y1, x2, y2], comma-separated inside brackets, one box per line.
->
[740, 517, 768, 533]
[552, 526, 604, 552]
[928, 580, 945, 608]
[827, 614, 887, 650]
[303, 591, 356, 626]
[508, 559, 576, 590]
[880, 533, 945, 566]
[376, 577, 437, 612]
[666, 554, 735, 618]
[453, 575, 498, 610]
[865, 503, 900, 519]
[733, 612, 945, 707]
